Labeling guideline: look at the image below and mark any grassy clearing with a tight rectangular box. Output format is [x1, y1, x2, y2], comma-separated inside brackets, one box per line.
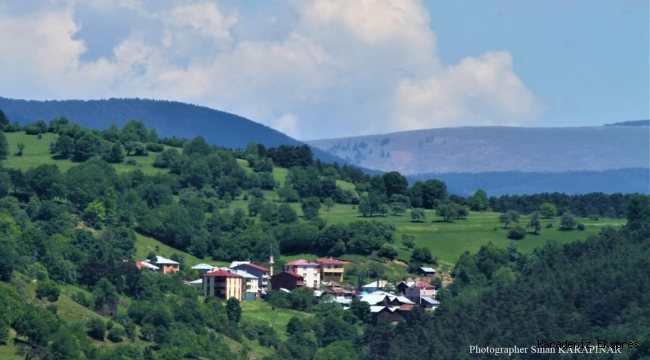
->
[4, 132, 166, 175]
[134, 233, 229, 268]
[318, 206, 624, 265]
[240, 301, 312, 341]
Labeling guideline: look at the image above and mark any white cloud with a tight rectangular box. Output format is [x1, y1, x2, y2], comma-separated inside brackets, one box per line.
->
[275, 113, 301, 138]
[0, 0, 543, 140]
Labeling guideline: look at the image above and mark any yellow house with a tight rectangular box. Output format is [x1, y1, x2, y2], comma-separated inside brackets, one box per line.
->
[202, 269, 243, 302]
[317, 258, 347, 283]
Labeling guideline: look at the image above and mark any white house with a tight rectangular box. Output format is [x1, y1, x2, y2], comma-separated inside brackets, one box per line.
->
[284, 259, 320, 289]
[362, 280, 389, 293]
[230, 269, 260, 300]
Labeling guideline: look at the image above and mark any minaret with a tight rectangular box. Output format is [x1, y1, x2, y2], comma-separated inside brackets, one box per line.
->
[268, 246, 274, 292]
[269, 245, 274, 277]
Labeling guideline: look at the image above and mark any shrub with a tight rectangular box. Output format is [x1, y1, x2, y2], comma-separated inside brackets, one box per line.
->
[588, 214, 600, 221]
[72, 291, 93, 308]
[146, 143, 164, 152]
[507, 226, 527, 240]
[24, 125, 41, 135]
[125, 159, 138, 166]
[46, 304, 58, 314]
[35, 281, 61, 302]
[107, 326, 125, 343]
[545, 223, 553, 228]
[577, 223, 586, 231]
[377, 244, 398, 260]
[87, 318, 106, 341]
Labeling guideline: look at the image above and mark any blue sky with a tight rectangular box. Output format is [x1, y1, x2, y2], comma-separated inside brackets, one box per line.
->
[429, 0, 649, 128]
[0, 0, 647, 139]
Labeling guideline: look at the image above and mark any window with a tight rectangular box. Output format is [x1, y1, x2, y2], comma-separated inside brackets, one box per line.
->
[303, 273, 307, 277]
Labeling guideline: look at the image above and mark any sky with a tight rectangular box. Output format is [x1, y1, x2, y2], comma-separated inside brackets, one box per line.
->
[0, 0, 647, 140]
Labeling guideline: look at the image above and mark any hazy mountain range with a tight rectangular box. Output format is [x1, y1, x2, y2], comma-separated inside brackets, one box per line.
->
[307, 126, 649, 174]
[1, 97, 648, 195]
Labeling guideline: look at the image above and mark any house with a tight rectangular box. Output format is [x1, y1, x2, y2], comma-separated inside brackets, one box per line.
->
[191, 263, 215, 275]
[136, 261, 159, 271]
[316, 258, 347, 283]
[370, 306, 401, 323]
[150, 256, 179, 274]
[404, 281, 437, 304]
[232, 263, 270, 293]
[325, 284, 354, 300]
[362, 280, 389, 293]
[270, 271, 305, 291]
[188, 278, 203, 290]
[230, 269, 260, 301]
[420, 297, 440, 311]
[396, 281, 414, 296]
[359, 293, 414, 307]
[202, 269, 243, 301]
[418, 267, 437, 277]
[230, 261, 250, 268]
[284, 259, 320, 289]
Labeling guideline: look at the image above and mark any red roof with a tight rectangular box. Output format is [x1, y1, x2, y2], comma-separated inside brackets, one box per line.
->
[398, 304, 415, 311]
[316, 258, 348, 265]
[242, 263, 270, 272]
[285, 259, 319, 266]
[415, 281, 435, 289]
[202, 269, 242, 278]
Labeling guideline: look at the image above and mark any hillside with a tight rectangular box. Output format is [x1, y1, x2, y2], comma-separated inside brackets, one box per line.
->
[0, 97, 346, 164]
[307, 126, 649, 174]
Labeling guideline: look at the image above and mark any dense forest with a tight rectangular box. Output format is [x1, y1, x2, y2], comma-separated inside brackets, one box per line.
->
[0, 110, 648, 359]
[365, 196, 650, 360]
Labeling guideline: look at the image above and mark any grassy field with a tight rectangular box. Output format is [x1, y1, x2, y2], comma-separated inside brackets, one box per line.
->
[4, 132, 166, 175]
[318, 205, 625, 265]
[134, 233, 229, 268]
[240, 300, 312, 341]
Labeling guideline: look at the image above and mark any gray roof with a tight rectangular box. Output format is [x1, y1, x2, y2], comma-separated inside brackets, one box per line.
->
[191, 263, 215, 270]
[421, 296, 440, 305]
[420, 267, 436, 273]
[154, 256, 179, 265]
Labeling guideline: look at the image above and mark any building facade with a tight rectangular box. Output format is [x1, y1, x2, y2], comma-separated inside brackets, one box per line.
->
[404, 281, 436, 303]
[284, 259, 320, 289]
[202, 269, 243, 301]
[153, 256, 179, 274]
[316, 258, 346, 283]
[232, 263, 270, 294]
[270, 271, 305, 291]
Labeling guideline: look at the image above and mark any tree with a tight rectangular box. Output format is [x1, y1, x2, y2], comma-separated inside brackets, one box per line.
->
[54, 134, 74, 158]
[539, 203, 557, 218]
[390, 202, 406, 216]
[35, 281, 61, 302]
[402, 234, 416, 250]
[436, 201, 458, 222]
[377, 244, 398, 260]
[301, 197, 321, 220]
[411, 247, 434, 264]
[422, 179, 447, 209]
[499, 210, 520, 228]
[528, 211, 542, 234]
[469, 189, 488, 211]
[383, 171, 408, 198]
[0, 108, 9, 129]
[278, 203, 298, 224]
[102, 142, 125, 163]
[16, 141, 25, 156]
[411, 209, 425, 222]
[507, 226, 526, 240]
[87, 318, 106, 341]
[626, 195, 650, 230]
[324, 198, 335, 211]
[560, 211, 576, 231]
[83, 200, 106, 228]
[0, 320, 9, 345]
[248, 197, 264, 217]
[0, 133, 8, 160]
[226, 298, 242, 325]
[72, 132, 102, 161]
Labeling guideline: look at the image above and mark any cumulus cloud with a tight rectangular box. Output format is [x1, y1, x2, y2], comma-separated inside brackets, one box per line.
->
[0, 0, 543, 139]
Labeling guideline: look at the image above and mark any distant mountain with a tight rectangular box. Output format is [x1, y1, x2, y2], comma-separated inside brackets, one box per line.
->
[308, 126, 649, 175]
[604, 120, 649, 127]
[409, 168, 650, 196]
[0, 97, 347, 164]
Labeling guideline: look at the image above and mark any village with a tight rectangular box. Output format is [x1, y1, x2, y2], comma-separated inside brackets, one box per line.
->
[136, 249, 441, 323]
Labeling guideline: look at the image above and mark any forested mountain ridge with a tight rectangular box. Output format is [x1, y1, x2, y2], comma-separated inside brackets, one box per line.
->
[0, 97, 348, 165]
[308, 126, 649, 175]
